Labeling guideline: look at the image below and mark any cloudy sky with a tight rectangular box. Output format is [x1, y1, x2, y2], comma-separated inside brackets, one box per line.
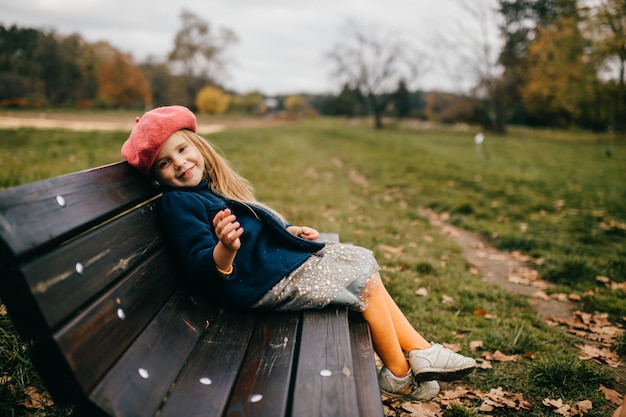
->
[1, 0, 500, 95]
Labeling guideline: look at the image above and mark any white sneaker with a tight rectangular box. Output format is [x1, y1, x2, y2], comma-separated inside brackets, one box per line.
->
[378, 366, 440, 401]
[409, 343, 477, 382]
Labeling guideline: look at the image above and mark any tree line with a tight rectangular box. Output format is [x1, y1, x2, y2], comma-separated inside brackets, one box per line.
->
[1, 0, 625, 132]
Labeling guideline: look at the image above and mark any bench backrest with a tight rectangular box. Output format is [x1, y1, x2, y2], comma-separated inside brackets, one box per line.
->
[0, 162, 179, 406]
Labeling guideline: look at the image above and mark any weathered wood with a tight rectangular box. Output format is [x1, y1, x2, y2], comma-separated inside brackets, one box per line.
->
[292, 308, 359, 417]
[0, 162, 157, 259]
[21, 202, 165, 331]
[54, 248, 179, 394]
[349, 314, 385, 417]
[225, 312, 300, 417]
[89, 287, 211, 417]
[0, 162, 384, 417]
[159, 307, 260, 417]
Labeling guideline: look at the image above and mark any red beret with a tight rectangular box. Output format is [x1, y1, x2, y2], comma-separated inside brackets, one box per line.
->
[121, 105, 197, 176]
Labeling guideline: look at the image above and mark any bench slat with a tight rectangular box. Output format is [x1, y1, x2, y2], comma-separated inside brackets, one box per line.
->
[349, 314, 385, 417]
[158, 307, 259, 417]
[88, 287, 212, 417]
[292, 308, 359, 417]
[17, 202, 166, 332]
[51, 248, 179, 395]
[0, 162, 156, 259]
[225, 311, 300, 417]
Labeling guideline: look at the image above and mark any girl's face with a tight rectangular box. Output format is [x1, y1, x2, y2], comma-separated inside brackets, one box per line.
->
[153, 132, 204, 188]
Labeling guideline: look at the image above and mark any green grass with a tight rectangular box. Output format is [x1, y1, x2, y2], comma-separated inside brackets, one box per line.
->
[0, 117, 624, 416]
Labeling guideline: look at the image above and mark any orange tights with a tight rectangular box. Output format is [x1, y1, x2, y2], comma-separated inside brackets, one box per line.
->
[361, 272, 431, 377]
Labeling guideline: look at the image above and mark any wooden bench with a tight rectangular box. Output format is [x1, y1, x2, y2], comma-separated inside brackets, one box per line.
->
[0, 162, 384, 417]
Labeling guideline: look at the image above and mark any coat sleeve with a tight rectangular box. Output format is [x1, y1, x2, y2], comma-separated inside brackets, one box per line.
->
[158, 191, 236, 283]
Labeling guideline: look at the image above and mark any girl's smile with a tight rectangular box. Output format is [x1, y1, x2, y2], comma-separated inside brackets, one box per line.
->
[154, 132, 204, 188]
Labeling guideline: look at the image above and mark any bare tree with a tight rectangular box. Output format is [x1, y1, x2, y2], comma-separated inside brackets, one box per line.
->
[436, 0, 507, 132]
[326, 21, 420, 129]
[168, 9, 238, 107]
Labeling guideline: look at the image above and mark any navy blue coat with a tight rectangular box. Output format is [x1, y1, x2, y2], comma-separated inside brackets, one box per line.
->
[158, 181, 325, 309]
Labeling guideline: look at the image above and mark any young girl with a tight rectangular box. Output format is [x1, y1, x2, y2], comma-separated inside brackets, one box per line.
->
[121, 105, 476, 401]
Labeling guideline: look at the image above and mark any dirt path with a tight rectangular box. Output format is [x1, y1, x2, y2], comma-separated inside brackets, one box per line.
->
[0, 111, 289, 132]
[418, 208, 573, 321]
[418, 208, 626, 385]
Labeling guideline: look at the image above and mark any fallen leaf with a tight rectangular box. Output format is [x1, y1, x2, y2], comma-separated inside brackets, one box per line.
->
[483, 350, 518, 362]
[480, 387, 531, 411]
[473, 309, 493, 318]
[596, 276, 611, 284]
[571, 399, 592, 416]
[441, 294, 454, 305]
[400, 401, 442, 416]
[415, 287, 429, 297]
[20, 386, 53, 410]
[469, 340, 484, 352]
[442, 343, 461, 353]
[599, 384, 623, 405]
[378, 243, 403, 256]
[577, 344, 622, 367]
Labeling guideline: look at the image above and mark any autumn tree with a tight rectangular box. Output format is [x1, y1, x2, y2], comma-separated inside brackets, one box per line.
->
[168, 9, 238, 108]
[230, 91, 266, 114]
[283, 95, 302, 114]
[520, 11, 596, 126]
[497, 0, 581, 126]
[326, 21, 420, 128]
[196, 85, 231, 114]
[99, 52, 152, 108]
[77, 40, 118, 106]
[590, 0, 626, 130]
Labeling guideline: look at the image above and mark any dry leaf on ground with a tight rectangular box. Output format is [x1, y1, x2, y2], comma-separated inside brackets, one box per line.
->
[543, 398, 593, 416]
[577, 344, 622, 368]
[547, 311, 624, 346]
[599, 384, 623, 405]
[483, 350, 519, 362]
[20, 386, 54, 410]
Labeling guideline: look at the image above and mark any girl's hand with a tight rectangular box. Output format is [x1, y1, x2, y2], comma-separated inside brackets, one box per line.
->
[288, 225, 319, 241]
[213, 209, 243, 251]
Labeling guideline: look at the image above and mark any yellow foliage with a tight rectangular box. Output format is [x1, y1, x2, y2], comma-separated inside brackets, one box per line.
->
[284, 95, 308, 115]
[196, 86, 232, 114]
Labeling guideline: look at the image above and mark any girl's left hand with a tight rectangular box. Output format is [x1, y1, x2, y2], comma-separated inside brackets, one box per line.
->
[288, 225, 319, 241]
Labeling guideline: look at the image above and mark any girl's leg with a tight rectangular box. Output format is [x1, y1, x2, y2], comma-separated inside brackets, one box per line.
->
[361, 277, 410, 377]
[379, 281, 431, 351]
[366, 272, 477, 382]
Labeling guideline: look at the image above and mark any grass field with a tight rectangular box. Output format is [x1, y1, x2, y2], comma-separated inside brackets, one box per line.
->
[1, 116, 624, 416]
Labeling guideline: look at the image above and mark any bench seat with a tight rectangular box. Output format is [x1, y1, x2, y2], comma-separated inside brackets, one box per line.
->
[0, 162, 383, 417]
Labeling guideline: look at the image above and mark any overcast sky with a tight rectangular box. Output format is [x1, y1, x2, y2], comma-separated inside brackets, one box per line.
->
[1, 0, 501, 95]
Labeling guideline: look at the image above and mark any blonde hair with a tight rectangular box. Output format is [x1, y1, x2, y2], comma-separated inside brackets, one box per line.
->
[172, 130, 287, 223]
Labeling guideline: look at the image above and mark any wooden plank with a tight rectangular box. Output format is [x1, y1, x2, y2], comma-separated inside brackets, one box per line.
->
[291, 308, 359, 417]
[21, 201, 166, 330]
[225, 311, 300, 417]
[349, 314, 384, 417]
[52, 248, 179, 394]
[89, 287, 213, 417]
[159, 308, 259, 417]
[0, 162, 156, 259]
